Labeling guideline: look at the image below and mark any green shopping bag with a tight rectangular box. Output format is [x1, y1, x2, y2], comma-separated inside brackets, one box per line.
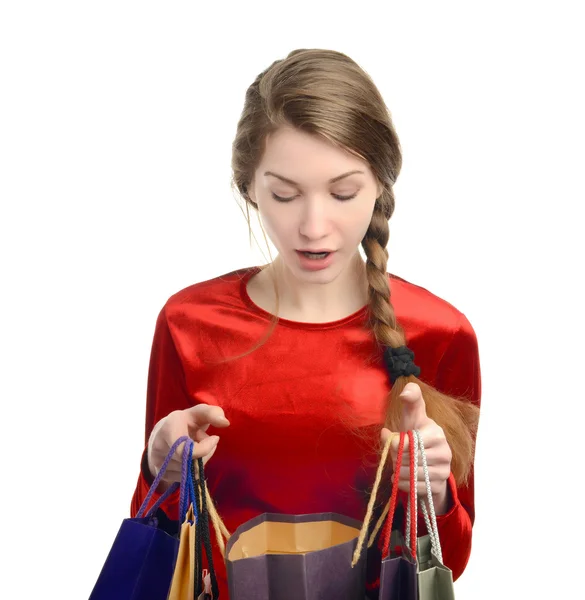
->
[406, 429, 456, 600]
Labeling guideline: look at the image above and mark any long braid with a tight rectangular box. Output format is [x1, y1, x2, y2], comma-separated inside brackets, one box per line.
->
[363, 209, 405, 348]
[350, 204, 480, 567]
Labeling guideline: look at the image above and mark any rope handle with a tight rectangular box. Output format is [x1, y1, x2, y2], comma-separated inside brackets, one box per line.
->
[379, 431, 407, 559]
[178, 440, 194, 525]
[136, 435, 191, 518]
[405, 430, 443, 562]
[194, 457, 220, 598]
[405, 430, 418, 558]
[365, 431, 406, 555]
[414, 429, 443, 562]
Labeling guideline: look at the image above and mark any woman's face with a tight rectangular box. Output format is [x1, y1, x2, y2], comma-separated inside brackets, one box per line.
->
[248, 126, 382, 281]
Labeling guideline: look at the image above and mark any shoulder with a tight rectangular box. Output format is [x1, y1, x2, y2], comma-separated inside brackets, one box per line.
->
[157, 266, 255, 328]
[388, 272, 475, 339]
[166, 266, 252, 304]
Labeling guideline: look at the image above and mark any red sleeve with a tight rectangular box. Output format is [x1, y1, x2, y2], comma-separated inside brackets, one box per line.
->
[431, 312, 482, 580]
[129, 305, 193, 519]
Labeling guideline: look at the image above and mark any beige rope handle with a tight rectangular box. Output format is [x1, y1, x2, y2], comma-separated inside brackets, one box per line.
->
[204, 484, 231, 558]
[365, 430, 403, 550]
[367, 500, 389, 548]
[351, 430, 397, 567]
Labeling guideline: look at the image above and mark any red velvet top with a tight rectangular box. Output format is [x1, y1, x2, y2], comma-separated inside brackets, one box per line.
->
[130, 265, 481, 598]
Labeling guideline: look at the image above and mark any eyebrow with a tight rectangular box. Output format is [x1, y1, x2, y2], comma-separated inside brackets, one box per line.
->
[264, 170, 365, 186]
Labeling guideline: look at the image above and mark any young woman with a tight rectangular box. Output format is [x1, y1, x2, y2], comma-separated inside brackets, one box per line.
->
[130, 48, 481, 598]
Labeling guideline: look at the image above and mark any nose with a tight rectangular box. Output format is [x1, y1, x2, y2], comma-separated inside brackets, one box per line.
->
[298, 196, 331, 241]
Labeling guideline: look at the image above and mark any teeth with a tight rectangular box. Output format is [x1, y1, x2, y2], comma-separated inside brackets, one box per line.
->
[303, 251, 328, 259]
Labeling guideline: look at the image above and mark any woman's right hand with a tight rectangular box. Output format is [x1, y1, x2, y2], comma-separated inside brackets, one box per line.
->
[146, 404, 230, 486]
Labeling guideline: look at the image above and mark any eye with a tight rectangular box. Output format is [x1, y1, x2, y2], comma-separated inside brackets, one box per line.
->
[271, 192, 358, 202]
[271, 192, 296, 202]
[333, 192, 358, 201]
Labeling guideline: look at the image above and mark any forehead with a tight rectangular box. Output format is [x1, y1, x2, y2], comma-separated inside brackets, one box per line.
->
[257, 126, 370, 184]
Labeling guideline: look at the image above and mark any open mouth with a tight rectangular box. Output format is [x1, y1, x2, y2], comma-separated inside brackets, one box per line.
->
[299, 251, 330, 260]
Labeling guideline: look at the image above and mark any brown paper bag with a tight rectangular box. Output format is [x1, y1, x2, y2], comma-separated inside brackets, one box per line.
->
[226, 512, 366, 600]
[167, 505, 196, 599]
[167, 504, 213, 600]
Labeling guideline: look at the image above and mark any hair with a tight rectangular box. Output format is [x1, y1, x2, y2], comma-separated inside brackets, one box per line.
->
[226, 48, 479, 497]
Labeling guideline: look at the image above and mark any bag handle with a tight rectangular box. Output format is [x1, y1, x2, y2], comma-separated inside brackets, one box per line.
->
[193, 457, 220, 598]
[413, 429, 443, 562]
[186, 450, 199, 523]
[378, 431, 407, 560]
[136, 435, 191, 519]
[405, 430, 420, 558]
[178, 439, 192, 524]
[364, 431, 405, 557]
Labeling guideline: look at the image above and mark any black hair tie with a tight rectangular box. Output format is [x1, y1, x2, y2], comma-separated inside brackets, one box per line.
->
[383, 345, 421, 384]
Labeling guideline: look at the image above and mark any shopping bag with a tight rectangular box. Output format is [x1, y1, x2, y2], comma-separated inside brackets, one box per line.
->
[225, 512, 366, 600]
[416, 535, 454, 600]
[89, 436, 192, 600]
[168, 452, 221, 599]
[409, 429, 455, 600]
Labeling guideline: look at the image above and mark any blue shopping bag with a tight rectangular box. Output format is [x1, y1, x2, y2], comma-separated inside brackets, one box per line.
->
[89, 436, 194, 600]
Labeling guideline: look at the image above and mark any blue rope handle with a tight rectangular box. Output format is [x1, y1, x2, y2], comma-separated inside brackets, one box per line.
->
[145, 439, 195, 520]
[136, 435, 191, 518]
[178, 440, 195, 524]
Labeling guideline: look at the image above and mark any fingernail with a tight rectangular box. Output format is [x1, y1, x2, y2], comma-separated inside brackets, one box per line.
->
[210, 435, 220, 446]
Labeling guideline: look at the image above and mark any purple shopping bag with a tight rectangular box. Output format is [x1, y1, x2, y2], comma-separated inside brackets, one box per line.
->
[378, 532, 417, 600]
[377, 431, 418, 600]
[89, 436, 193, 600]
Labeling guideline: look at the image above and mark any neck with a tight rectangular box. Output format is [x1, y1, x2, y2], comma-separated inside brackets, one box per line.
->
[262, 252, 370, 322]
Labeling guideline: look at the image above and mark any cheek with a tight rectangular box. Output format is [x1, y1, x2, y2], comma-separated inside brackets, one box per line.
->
[341, 210, 374, 240]
[259, 208, 291, 245]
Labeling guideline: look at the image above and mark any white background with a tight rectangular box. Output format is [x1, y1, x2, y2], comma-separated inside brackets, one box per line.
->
[1, 1, 583, 598]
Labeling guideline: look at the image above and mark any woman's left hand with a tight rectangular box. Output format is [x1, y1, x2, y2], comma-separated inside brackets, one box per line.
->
[381, 382, 452, 513]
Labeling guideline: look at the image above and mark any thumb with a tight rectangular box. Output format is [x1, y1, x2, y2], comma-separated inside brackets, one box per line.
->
[184, 404, 230, 431]
[398, 382, 429, 432]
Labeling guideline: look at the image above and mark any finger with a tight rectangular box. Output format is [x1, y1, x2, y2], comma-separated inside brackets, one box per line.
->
[150, 435, 191, 465]
[396, 450, 449, 467]
[185, 404, 230, 430]
[381, 427, 392, 445]
[394, 438, 451, 464]
[157, 438, 220, 478]
[192, 435, 220, 459]
[396, 464, 451, 482]
[385, 430, 410, 452]
[415, 431, 450, 451]
[398, 383, 431, 432]
[193, 429, 213, 443]
[397, 480, 446, 496]
[381, 428, 401, 448]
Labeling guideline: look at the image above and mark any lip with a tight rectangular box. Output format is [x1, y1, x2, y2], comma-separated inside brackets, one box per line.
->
[295, 250, 336, 271]
[296, 249, 335, 253]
